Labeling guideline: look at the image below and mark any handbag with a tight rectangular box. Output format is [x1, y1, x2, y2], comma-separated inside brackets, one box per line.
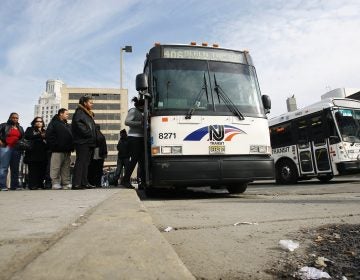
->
[14, 138, 33, 151]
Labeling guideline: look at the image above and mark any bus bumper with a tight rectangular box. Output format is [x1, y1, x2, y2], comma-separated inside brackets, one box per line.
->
[337, 161, 360, 174]
[150, 155, 274, 187]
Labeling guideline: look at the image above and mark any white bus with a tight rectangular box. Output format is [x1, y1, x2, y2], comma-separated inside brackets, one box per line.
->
[269, 98, 360, 184]
[135, 43, 274, 194]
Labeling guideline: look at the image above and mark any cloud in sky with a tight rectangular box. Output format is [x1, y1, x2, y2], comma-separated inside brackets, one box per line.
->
[0, 0, 359, 126]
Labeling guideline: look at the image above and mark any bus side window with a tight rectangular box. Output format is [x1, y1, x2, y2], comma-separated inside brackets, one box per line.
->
[295, 119, 309, 148]
[270, 122, 293, 148]
[310, 115, 325, 146]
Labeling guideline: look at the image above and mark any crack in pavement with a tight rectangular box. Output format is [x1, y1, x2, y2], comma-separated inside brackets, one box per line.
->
[158, 213, 360, 232]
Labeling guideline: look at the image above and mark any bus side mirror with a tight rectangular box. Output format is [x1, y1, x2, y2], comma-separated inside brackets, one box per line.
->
[136, 74, 148, 91]
[262, 95, 271, 112]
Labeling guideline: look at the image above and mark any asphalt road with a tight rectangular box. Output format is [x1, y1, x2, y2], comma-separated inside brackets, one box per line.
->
[139, 176, 360, 279]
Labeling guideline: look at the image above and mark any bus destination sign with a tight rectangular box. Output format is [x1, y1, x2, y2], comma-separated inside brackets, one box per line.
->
[163, 47, 246, 63]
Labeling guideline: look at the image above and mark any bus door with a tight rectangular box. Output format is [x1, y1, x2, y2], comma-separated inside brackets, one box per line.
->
[310, 115, 332, 174]
[295, 119, 315, 175]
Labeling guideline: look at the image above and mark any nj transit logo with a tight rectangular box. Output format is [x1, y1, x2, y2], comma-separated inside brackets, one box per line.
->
[184, 125, 246, 141]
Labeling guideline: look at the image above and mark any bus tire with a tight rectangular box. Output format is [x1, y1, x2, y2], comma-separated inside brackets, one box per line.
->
[227, 183, 247, 194]
[276, 159, 298, 184]
[144, 186, 160, 197]
[317, 174, 333, 183]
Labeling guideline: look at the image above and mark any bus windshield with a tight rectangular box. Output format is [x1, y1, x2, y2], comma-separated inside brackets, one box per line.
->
[151, 59, 264, 117]
[335, 108, 360, 142]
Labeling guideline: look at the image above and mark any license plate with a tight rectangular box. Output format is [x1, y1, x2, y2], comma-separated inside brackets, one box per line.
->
[209, 145, 225, 154]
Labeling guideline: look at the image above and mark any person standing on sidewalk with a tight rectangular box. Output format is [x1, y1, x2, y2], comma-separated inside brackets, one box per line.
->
[71, 95, 96, 190]
[121, 97, 145, 189]
[113, 129, 129, 186]
[46, 108, 74, 190]
[24, 117, 48, 190]
[0, 112, 24, 191]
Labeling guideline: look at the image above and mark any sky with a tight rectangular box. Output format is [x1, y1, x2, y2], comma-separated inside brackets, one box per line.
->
[1, 0, 360, 127]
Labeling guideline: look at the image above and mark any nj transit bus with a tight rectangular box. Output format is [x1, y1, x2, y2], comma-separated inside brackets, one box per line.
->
[135, 43, 274, 194]
[269, 98, 360, 184]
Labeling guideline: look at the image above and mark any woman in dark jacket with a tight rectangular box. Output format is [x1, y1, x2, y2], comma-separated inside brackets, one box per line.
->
[71, 95, 97, 189]
[0, 112, 24, 191]
[24, 117, 48, 190]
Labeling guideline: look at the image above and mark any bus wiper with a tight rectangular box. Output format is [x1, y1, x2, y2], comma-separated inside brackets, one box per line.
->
[185, 73, 209, 119]
[213, 74, 245, 120]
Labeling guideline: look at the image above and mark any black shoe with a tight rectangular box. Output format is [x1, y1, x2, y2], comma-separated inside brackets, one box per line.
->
[85, 184, 96, 189]
[72, 185, 84, 190]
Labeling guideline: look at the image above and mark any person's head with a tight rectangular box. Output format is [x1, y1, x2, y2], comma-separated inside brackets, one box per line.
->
[79, 95, 94, 111]
[8, 112, 19, 125]
[31, 117, 45, 129]
[58, 108, 69, 121]
[132, 97, 145, 111]
[120, 129, 127, 138]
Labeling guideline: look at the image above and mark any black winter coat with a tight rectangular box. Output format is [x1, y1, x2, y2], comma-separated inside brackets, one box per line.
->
[71, 106, 97, 147]
[0, 122, 24, 146]
[24, 127, 48, 162]
[46, 115, 74, 152]
[96, 128, 108, 159]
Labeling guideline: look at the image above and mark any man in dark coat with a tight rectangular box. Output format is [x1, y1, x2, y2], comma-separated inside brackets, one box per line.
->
[46, 108, 74, 190]
[71, 95, 97, 189]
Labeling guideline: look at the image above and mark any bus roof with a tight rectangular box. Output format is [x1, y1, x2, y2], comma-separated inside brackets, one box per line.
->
[269, 97, 360, 126]
[146, 43, 255, 66]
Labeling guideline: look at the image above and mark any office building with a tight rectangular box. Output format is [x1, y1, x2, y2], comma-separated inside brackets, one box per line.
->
[34, 79, 64, 125]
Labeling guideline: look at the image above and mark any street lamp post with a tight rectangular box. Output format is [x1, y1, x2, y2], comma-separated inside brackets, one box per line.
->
[120, 45, 132, 89]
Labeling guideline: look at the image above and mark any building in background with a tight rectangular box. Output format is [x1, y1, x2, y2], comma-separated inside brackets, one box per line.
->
[286, 95, 297, 112]
[321, 88, 360, 100]
[34, 79, 64, 125]
[61, 86, 128, 166]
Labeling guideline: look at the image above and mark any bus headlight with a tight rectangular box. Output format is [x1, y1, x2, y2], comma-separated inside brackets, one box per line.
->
[160, 146, 182, 155]
[250, 145, 271, 154]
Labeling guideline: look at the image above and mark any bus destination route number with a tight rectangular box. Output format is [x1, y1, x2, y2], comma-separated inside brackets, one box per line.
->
[209, 145, 225, 154]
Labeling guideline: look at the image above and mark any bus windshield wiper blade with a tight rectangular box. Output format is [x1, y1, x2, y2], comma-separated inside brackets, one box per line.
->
[213, 74, 245, 120]
[185, 73, 209, 119]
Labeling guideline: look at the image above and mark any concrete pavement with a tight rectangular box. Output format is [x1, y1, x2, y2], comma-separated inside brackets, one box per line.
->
[0, 188, 194, 280]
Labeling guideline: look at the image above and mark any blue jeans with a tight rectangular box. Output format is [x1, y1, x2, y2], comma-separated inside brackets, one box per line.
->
[0, 147, 21, 189]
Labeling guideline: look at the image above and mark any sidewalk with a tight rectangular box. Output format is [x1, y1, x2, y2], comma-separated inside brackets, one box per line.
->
[0, 189, 194, 280]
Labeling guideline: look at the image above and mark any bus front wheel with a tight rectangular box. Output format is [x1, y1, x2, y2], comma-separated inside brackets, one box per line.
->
[227, 184, 248, 194]
[276, 160, 298, 184]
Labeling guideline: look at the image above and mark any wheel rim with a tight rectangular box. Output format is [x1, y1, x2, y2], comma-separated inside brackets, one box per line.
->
[281, 166, 291, 180]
